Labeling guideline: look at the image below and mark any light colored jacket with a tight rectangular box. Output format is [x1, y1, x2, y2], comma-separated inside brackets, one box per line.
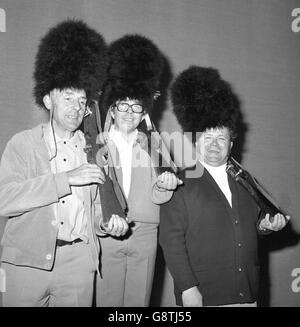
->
[107, 131, 173, 225]
[0, 124, 100, 270]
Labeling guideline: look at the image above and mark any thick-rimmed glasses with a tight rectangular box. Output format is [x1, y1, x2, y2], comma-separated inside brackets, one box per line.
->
[114, 102, 144, 114]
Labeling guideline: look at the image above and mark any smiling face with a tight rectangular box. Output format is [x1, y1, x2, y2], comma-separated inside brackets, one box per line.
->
[197, 127, 233, 167]
[43, 88, 87, 138]
[110, 98, 145, 136]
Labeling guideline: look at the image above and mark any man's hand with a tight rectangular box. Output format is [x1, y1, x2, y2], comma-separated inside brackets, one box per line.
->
[182, 286, 203, 307]
[66, 163, 105, 186]
[156, 171, 183, 191]
[101, 214, 129, 237]
[259, 213, 290, 232]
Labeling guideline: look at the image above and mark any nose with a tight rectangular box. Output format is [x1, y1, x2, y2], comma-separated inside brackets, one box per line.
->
[126, 107, 134, 114]
[73, 99, 81, 111]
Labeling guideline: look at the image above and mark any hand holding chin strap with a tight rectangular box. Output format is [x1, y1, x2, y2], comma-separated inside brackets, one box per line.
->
[84, 100, 128, 231]
[226, 156, 289, 223]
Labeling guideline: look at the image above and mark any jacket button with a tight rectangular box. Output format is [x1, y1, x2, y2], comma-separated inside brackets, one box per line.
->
[235, 220, 239, 224]
[239, 292, 244, 297]
[238, 243, 242, 247]
[46, 254, 52, 260]
[238, 267, 242, 272]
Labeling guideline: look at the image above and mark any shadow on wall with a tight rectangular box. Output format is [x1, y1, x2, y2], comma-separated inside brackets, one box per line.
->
[150, 54, 173, 128]
[150, 244, 168, 306]
[229, 86, 300, 306]
[258, 222, 300, 307]
[229, 85, 248, 164]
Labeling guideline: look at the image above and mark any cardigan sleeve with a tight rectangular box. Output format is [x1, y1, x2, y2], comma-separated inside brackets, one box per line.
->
[159, 186, 199, 293]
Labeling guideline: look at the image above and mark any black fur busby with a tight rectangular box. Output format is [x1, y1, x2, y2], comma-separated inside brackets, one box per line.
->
[171, 66, 240, 137]
[33, 19, 107, 108]
[102, 34, 164, 112]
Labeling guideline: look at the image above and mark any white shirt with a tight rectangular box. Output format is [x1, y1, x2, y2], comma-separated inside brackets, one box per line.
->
[45, 123, 89, 242]
[108, 125, 138, 198]
[200, 160, 232, 207]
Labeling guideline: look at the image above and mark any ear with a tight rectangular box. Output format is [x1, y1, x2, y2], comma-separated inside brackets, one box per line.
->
[43, 94, 52, 111]
[230, 141, 233, 150]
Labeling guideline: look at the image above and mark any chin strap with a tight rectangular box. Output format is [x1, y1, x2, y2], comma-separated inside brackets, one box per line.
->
[48, 107, 57, 160]
[142, 113, 177, 176]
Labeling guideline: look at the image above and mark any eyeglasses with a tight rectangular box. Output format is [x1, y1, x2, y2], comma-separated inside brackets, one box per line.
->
[114, 102, 144, 114]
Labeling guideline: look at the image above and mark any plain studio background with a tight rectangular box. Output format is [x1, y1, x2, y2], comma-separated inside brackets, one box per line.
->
[0, 0, 300, 307]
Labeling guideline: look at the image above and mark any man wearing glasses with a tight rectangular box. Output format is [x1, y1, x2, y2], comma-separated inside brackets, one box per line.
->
[96, 35, 181, 307]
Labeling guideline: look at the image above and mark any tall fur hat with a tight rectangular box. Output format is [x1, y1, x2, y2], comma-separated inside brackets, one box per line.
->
[171, 66, 240, 136]
[102, 34, 164, 112]
[33, 19, 107, 108]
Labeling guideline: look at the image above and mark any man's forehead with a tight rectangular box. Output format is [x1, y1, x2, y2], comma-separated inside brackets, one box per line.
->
[52, 88, 86, 97]
[117, 97, 142, 104]
[203, 127, 229, 136]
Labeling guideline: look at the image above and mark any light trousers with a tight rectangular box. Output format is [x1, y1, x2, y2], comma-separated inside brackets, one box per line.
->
[96, 221, 158, 307]
[1, 241, 95, 307]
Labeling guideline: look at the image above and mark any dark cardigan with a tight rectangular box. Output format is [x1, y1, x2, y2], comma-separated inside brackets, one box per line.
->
[159, 164, 262, 306]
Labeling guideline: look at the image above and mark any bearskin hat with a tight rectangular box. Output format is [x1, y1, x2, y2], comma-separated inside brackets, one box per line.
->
[171, 66, 240, 137]
[33, 19, 107, 108]
[102, 34, 164, 112]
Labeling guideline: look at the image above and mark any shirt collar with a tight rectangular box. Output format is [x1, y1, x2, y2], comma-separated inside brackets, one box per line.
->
[55, 130, 81, 146]
[200, 160, 227, 176]
[44, 122, 85, 161]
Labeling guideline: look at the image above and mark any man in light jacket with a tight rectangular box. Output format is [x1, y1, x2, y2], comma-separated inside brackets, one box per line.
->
[0, 20, 128, 307]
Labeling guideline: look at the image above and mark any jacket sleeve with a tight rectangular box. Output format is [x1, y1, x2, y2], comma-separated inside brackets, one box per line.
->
[151, 166, 174, 205]
[0, 136, 71, 217]
[159, 186, 199, 293]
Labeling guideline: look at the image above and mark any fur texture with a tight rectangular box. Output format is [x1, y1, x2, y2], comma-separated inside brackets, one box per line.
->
[102, 34, 164, 112]
[33, 19, 107, 107]
[171, 66, 240, 135]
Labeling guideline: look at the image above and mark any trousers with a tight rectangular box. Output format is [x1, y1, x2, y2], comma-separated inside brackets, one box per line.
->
[96, 221, 158, 307]
[1, 241, 95, 307]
